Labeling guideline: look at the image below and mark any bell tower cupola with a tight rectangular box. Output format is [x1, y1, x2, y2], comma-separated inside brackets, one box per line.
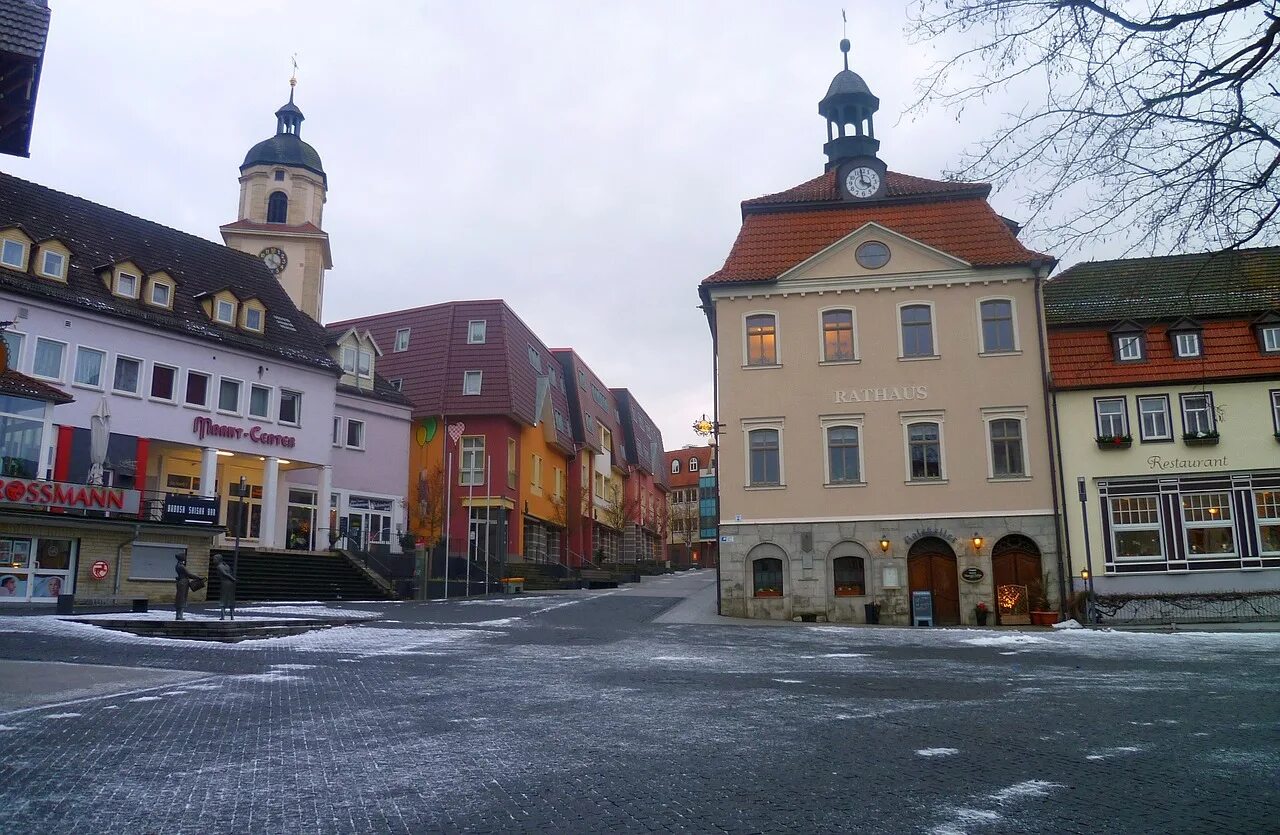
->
[820, 38, 887, 201]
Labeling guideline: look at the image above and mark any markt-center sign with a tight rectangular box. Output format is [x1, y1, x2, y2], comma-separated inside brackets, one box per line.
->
[0, 477, 141, 514]
[192, 416, 297, 449]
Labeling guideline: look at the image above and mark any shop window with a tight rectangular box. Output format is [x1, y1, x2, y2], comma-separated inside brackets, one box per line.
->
[249, 384, 271, 419]
[1110, 496, 1162, 561]
[1094, 397, 1129, 439]
[745, 314, 778, 366]
[747, 428, 780, 486]
[113, 356, 142, 395]
[150, 364, 177, 401]
[460, 436, 485, 486]
[752, 557, 784, 597]
[987, 418, 1025, 478]
[833, 555, 865, 596]
[1182, 493, 1235, 557]
[394, 328, 410, 352]
[346, 419, 365, 450]
[899, 304, 935, 358]
[267, 191, 289, 224]
[463, 370, 483, 395]
[0, 238, 25, 269]
[467, 320, 487, 344]
[1137, 395, 1172, 442]
[826, 425, 861, 484]
[0, 394, 47, 478]
[979, 299, 1016, 353]
[906, 421, 943, 480]
[218, 378, 242, 414]
[279, 389, 301, 426]
[32, 337, 65, 380]
[73, 346, 106, 389]
[184, 371, 210, 407]
[821, 309, 856, 362]
[1256, 490, 1280, 555]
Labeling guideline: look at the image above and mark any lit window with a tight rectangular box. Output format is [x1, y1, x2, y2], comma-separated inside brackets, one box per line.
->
[467, 320, 487, 344]
[218, 378, 242, 413]
[1174, 331, 1201, 358]
[32, 338, 66, 380]
[1110, 496, 1162, 561]
[822, 309, 855, 362]
[249, 384, 270, 419]
[394, 328, 410, 352]
[748, 428, 780, 486]
[116, 272, 139, 298]
[745, 314, 777, 366]
[0, 238, 25, 268]
[346, 419, 365, 449]
[900, 305, 935, 358]
[40, 250, 65, 279]
[752, 557, 783, 597]
[215, 299, 236, 324]
[460, 436, 485, 486]
[185, 371, 210, 407]
[150, 281, 172, 307]
[1137, 396, 1171, 441]
[1180, 393, 1216, 437]
[1095, 397, 1128, 439]
[980, 300, 1016, 353]
[1116, 334, 1144, 361]
[988, 418, 1025, 478]
[463, 370, 482, 395]
[1183, 493, 1235, 557]
[827, 425, 861, 484]
[907, 422, 942, 480]
[244, 307, 264, 332]
[113, 356, 141, 395]
[833, 555, 865, 596]
[73, 347, 106, 388]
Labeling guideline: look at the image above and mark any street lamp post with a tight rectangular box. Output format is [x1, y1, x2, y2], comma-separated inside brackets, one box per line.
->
[233, 475, 247, 578]
[693, 413, 723, 615]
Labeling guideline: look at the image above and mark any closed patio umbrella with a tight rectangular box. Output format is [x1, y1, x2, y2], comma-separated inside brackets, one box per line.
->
[87, 398, 110, 486]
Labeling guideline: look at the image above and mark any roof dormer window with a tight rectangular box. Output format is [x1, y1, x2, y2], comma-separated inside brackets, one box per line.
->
[149, 280, 172, 308]
[1110, 321, 1146, 362]
[244, 307, 264, 332]
[1168, 318, 1203, 359]
[1, 238, 26, 269]
[214, 298, 236, 325]
[38, 249, 65, 280]
[116, 272, 139, 299]
[1254, 312, 1280, 354]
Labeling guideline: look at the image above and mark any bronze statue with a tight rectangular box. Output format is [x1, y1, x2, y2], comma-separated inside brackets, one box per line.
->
[211, 554, 237, 621]
[174, 553, 203, 621]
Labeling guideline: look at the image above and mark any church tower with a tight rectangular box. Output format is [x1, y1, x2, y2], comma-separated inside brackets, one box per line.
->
[221, 79, 333, 322]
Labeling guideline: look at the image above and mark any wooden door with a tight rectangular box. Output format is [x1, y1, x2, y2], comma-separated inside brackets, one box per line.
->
[908, 552, 960, 625]
[993, 550, 1043, 624]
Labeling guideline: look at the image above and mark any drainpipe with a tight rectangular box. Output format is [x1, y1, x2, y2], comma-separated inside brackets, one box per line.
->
[113, 525, 140, 597]
[699, 293, 722, 617]
[1034, 268, 1070, 614]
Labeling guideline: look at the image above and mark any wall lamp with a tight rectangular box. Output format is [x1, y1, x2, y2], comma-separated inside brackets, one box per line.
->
[971, 533, 984, 551]
[879, 535, 891, 552]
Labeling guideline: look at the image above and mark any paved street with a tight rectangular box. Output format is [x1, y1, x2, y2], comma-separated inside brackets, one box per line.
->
[1, 571, 1278, 834]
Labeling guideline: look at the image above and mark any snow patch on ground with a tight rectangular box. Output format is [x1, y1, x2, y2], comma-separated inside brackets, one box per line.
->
[128, 696, 162, 702]
[917, 748, 959, 757]
[469, 617, 522, 627]
[454, 597, 553, 607]
[1085, 746, 1141, 761]
[819, 652, 869, 658]
[270, 664, 317, 671]
[42, 712, 81, 719]
[931, 808, 1002, 835]
[772, 679, 804, 684]
[0, 724, 18, 731]
[963, 634, 1050, 648]
[1053, 619, 1083, 630]
[234, 672, 303, 683]
[989, 780, 1064, 804]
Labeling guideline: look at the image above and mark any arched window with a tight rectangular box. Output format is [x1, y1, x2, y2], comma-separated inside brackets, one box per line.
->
[833, 555, 866, 596]
[753, 557, 783, 597]
[689, 457, 699, 472]
[267, 191, 289, 224]
[671, 459, 680, 474]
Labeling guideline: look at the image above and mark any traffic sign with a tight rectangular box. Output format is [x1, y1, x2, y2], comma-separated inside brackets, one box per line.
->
[90, 560, 109, 580]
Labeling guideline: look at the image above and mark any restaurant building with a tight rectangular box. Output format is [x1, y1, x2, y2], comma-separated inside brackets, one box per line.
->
[699, 40, 1062, 625]
[1046, 249, 1280, 621]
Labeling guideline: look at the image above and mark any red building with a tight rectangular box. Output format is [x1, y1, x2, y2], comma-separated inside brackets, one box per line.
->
[664, 445, 716, 569]
[613, 388, 670, 566]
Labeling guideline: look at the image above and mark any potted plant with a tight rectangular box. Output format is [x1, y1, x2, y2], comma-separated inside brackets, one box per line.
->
[398, 532, 418, 551]
[1182, 430, 1220, 446]
[974, 601, 989, 626]
[1029, 574, 1058, 626]
[1095, 434, 1133, 449]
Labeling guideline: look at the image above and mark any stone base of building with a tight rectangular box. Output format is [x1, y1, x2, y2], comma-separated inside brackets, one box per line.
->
[718, 513, 1060, 626]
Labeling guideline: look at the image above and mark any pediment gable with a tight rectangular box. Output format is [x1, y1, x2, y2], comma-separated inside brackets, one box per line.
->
[779, 222, 971, 283]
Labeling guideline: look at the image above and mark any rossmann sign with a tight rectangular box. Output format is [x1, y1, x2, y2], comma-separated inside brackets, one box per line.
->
[0, 478, 141, 514]
[192, 416, 297, 449]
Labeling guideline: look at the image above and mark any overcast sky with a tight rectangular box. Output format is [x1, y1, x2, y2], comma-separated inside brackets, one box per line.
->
[5, 1, 1108, 449]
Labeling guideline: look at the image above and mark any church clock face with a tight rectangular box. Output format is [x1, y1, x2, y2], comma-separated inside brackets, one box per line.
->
[844, 167, 881, 199]
[259, 246, 288, 274]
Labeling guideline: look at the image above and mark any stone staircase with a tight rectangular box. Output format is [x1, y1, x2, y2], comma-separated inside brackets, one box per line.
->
[504, 560, 579, 591]
[206, 550, 395, 602]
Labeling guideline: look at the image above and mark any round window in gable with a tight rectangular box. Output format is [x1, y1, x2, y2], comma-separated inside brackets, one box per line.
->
[855, 241, 891, 269]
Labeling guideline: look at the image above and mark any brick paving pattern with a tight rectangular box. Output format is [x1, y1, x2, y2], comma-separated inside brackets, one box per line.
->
[1, 573, 1277, 834]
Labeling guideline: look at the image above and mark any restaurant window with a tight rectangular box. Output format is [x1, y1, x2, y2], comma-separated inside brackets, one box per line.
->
[907, 421, 943, 480]
[744, 314, 777, 366]
[833, 555, 865, 596]
[1180, 393, 1216, 437]
[826, 425, 861, 484]
[0, 394, 47, 478]
[979, 299, 1016, 353]
[278, 389, 301, 426]
[150, 364, 177, 401]
[185, 371, 210, 408]
[1183, 493, 1234, 557]
[346, 419, 365, 450]
[460, 436, 485, 486]
[821, 309, 856, 362]
[987, 418, 1025, 478]
[899, 304, 935, 358]
[1094, 397, 1128, 439]
[747, 428, 780, 487]
[73, 347, 106, 389]
[32, 338, 65, 380]
[1137, 396, 1172, 442]
[752, 557, 783, 597]
[1257, 490, 1280, 555]
[113, 356, 142, 395]
[1110, 496, 1162, 561]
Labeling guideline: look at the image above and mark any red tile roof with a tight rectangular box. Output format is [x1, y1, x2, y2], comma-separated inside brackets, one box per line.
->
[219, 219, 325, 235]
[703, 194, 1049, 286]
[664, 446, 713, 489]
[0, 368, 72, 404]
[742, 169, 989, 206]
[1048, 320, 1280, 390]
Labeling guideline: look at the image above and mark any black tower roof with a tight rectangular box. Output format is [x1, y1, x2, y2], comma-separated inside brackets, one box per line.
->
[241, 87, 326, 184]
[819, 39, 881, 170]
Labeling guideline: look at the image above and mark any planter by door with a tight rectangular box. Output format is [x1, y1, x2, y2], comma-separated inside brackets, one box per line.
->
[1030, 610, 1059, 626]
[907, 537, 960, 625]
[992, 534, 1044, 626]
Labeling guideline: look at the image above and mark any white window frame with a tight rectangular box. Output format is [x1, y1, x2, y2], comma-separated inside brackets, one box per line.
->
[467, 320, 487, 344]
[217, 376, 243, 415]
[150, 362, 178, 403]
[0, 237, 26, 269]
[214, 298, 236, 325]
[32, 337, 67, 381]
[1116, 334, 1144, 361]
[394, 328, 410, 352]
[896, 301, 939, 360]
[1272, 389, 1280, 435]
[901, 412, 947, 483]
[742, 417, 785, 489]
[357, 349, 373, 379]
[183, 370, 212, 409]
[116, 272, 139, 299]
[388, 378, 403, 392]
[1182, 492, 1236, 559]
[346, 418, 366, 450]
[38, 249, 66, 280]
[982, 408, 1029, 480]
[689, 457, 699, 472]
[1262, 326, 1280, 353]
[976, 296, 1019, 354]
[1174, 331, 1201, 358]
[742, 310, 781, 367]
[818, 306, 859, 364]
[460, 436, 485, 486]
[72, 345, 107, 390]
[248, 384, 271, 420]
[1110, 495, 1163, 563]
[332, 416, 343, 447]
[2, 329, 25, 369]
[149, 280, 172, 308]
[340, 346, 357, 374]
[1179, 392, 1216, 437]
[463, 370, 483, 395]
[1137, 395, 1172, 442]
[1256, 488, 1280, 556]
[243, 306, 264, 332]
[112, 354, 143, 397]
[278, 389, 302, 427]
[821, 415, 865, 486]
[671, 459, 680, 474]
[1094, 397, 1129, 439]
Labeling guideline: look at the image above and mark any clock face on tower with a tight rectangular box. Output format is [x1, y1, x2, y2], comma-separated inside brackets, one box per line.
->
[259, 247, 288, 274]
[844, 167, 881, 199]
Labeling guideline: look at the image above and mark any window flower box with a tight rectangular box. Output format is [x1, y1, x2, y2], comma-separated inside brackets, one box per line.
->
[1182, 431, 1220, 446]
[1095, 435, 1132, 449]
[754, 588, 783, 598]
[834, 585, 864, 597]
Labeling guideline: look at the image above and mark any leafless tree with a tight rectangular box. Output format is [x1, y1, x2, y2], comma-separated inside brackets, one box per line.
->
[908, 0, 1280, 255]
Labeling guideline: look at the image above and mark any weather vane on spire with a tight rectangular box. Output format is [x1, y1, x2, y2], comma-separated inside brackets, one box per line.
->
[289, 53, 298, 88]
[840, 9, 850, 71]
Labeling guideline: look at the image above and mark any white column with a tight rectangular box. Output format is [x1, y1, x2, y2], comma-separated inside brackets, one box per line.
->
[317, 465, 333, 551]
[200, 447, 218, 498]
[261, 456, 280, 548]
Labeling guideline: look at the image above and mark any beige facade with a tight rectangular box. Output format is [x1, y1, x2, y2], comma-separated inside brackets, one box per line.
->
[710, 226, 1061, 624]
